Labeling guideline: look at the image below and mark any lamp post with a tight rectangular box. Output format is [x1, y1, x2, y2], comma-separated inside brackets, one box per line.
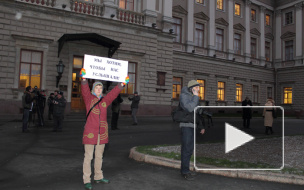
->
[56, 59, 65, 88]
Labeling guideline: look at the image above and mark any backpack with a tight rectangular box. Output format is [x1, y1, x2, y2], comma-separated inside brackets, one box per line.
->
[171, 103, 193, 123]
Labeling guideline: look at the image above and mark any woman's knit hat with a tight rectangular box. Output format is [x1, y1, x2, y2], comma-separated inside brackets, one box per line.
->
[91, 81, 103, 96]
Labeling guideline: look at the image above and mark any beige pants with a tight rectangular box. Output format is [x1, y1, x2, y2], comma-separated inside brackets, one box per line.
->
[83, 143, 105, 184]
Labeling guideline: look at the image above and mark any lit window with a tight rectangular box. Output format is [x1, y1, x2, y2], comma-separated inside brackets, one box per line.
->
[235, 3, 241, 16]
[283, 87, 292, 104]
[119, 0, 134, 11]
[265, 41, 271, 61]
[285, 40, 293, 61]
[172, 77, 182, 99]
[217, 82, 225, 101]
[195, 23, 204, 47]
[196, 0, 204, 4]
[173, 17, 182, 43]
[234, 33, 241, 54]
[216, 28, 224, 51]
[252, 85, 259, 103]
[197, 79, 205, 100]
[285, 12, 293, 25]
[121, 62, 137, 94]
[251, 37, 257, 58]
[251, 9, 256, 22]
[265, 14, 270, 26]
[19, 50, 42, 89]
[217, 0, 223, 10]
[236, 84, 243, 102]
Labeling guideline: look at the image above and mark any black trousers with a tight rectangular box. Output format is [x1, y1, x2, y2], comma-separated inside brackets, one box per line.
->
[243, 118, 251, 128]
[111, 112, 119, 129]
[53, 115, 64, 131]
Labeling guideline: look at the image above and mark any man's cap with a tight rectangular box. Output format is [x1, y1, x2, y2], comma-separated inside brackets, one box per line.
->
[188, 80, 200, 88]
[50, 93, 54, 96]
[58, 91, 63, 95]
[134, 91, 138, 94]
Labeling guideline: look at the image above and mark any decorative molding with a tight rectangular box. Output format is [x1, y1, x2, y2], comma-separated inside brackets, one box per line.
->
[265, 33, 274, 40]
[280, 31, 296, 39]
[172, 69, 187, 73]
[250, 79, 262, 83]
[234, 77, 247, 81]
[172, 5, 188, 15]
[194, 12, 210, 21]
[233, 23, 246, 31]
[245, 0, 251, 6]
[215, 18, 229, 26]
[250, 28, 261, 36]
[194, 72, 210, 76]
[215, 74, 229, 79]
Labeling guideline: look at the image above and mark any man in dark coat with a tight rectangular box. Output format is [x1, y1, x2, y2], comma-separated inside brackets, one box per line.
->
[111, 94, 123, 130]
[52, 91, 66, 132]
[47, 93, 55, 120]
[242, 96, 253, 129]
[128, 91, 140, 125]
[22, 86, 34, 133]
[179, 80, 205, 180]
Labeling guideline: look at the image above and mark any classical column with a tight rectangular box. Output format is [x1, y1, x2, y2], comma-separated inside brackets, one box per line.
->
[208, 0, 215, 56]
[186, 0, 194, 53]
[162, 0, 174, 33]
[274, 9, 282, 64]
[244, 0, 251, 63]
[142, 0, 157, 27]
[103, 0, 118, 19]
[295, 3, 303, 65]
[259, 6, 266, 66]
[227, 0, 234, 60]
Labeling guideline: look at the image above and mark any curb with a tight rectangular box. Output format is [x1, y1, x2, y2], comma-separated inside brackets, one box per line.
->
[129, 147, 304, 185]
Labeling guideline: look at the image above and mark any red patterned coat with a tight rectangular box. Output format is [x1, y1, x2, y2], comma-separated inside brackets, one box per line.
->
[81, 80, 123, 145]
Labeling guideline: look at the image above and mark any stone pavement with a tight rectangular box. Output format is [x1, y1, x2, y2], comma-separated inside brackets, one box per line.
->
[0, 114, 304, 189]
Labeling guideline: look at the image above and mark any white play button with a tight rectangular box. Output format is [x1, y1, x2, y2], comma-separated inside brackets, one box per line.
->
[225, 122, 255, 154]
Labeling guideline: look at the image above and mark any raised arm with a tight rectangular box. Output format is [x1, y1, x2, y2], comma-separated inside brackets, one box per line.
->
[102, 83, 124, 107]
[81, 79, 91, 106]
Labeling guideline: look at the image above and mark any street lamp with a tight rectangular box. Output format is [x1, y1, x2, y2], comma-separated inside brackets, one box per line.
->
[56, 59, 65, 88]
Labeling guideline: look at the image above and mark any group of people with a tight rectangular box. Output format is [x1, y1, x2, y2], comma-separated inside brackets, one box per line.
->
[22, 86, 66, 133]
[242, 96, 277, 135]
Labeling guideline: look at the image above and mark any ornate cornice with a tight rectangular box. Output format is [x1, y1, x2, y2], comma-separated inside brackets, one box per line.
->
[172, 5, 188, 15]
[295, 3, 303, 10]
[281, 31, 296, 39]
[250, 28, 261, 36]
[233, 23, 246, 31]
[215, 18, 229, 26]
[265, 33, 274, 40]
[194, 12, 210, 21]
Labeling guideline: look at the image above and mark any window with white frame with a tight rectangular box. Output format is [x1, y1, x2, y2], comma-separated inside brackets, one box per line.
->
[252, 85, 259, 103]
[285, 12, 293, 25]
[173, 17, 182, 43]
[121, 62, 137, 94]
[236, 84, 243, 102]
[216, 28, 224, 51]
[217, 82, 225, 101]
[283, 87, 292, 104]
[235, 3, 241, 16]
[119, 0, 134, 11]
[234, 33, 241, 54]
[172, 77, 182, 99]
[19, 49, 43, 89]
[195, 23, 204, 47]
[197, 79, 205, 100]
[217, 0, 223, 10]
[285, 40, 293, 61]
[251, 9, 256, 22]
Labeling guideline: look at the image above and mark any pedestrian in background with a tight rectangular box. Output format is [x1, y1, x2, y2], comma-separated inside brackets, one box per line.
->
[22, 86, 34, 133]
[128, 91, 140, 125]
[179, 80, 205, 180]
[263, 97, 276, 135]
[242, 96, 252, 129]
[52, 91, 66, 132]
[47, 93, 55, 120]
[111, 94, 123, 130]
[81, 78, 124, 190]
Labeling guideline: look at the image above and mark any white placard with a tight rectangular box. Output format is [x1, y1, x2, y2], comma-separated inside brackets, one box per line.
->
[83, 54, 128, 83]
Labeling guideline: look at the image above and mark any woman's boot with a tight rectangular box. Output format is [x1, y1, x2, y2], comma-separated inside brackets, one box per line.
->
[265, 126, 269, 135]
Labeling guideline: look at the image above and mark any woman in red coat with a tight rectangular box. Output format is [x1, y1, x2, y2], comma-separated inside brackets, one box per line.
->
[81, 78, 124, 190]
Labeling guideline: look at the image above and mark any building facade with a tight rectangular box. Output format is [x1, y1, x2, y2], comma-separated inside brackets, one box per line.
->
[0, 0, 303, 116]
